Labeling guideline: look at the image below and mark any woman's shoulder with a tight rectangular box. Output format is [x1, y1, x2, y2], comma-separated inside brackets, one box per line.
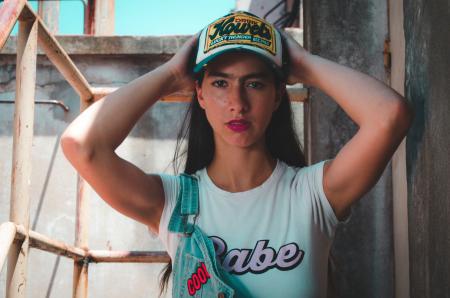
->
[278, 159, 332, 195]
[157, 160, 329, 184]
[278, 159, 327, 176]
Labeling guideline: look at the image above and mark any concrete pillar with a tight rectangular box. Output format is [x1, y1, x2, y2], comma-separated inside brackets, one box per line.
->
[303, 1, 393, 297]
[404, 0, 450, 297]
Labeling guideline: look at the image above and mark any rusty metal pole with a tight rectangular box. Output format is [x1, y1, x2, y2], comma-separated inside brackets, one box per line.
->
[0, 0, 27, 49]
[84, 0, 116, 36]
[83, 0, 95, 35]
[6, 16, 38, 298]
[72, 99, 92, 298]
[94, 0, 115, 36]
[72, 0, 100, 298]
[37, 0, 59, 35]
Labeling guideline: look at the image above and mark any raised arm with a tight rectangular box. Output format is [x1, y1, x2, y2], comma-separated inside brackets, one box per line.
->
[282, 31, 413, 221]
[60, 35, 197, 233]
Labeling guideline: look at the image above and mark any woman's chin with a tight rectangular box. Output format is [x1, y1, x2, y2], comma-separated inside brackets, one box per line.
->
[222, 136, 265, 150]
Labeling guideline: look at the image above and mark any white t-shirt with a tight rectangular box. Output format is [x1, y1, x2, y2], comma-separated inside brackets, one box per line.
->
[157, 160, 347, 298]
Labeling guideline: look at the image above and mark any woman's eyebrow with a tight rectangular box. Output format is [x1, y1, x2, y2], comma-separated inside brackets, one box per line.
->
[207, 71, 232, 78]
[207, 71, 271, 80]
[242, 72, 271, 80]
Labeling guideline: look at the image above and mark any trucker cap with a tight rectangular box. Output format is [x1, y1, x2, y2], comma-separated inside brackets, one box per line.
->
[193, 11, 284, 75]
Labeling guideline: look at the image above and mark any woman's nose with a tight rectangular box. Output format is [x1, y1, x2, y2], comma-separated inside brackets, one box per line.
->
[228, 85, 249, 114]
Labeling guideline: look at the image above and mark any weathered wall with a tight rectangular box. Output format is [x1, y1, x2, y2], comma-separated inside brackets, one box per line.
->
[303, 1, 393, 297]
[404, 0, 450, 297]
[0, 35, 304, 297]
[236, 0, 286, 24]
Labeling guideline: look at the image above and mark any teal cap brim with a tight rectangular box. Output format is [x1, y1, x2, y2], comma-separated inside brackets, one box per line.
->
[193, 47, 284, 79]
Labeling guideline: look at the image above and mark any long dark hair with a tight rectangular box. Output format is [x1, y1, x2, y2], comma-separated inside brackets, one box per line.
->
[158, 64, 306, 296]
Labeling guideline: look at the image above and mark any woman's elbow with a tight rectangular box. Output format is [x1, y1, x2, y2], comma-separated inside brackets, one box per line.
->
[381, 97, 414, 137]
[371, 96, 414, 140]
[60, 134, 96, 165]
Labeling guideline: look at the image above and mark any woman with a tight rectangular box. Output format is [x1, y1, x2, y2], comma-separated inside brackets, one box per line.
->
[61, 11, 412, 298]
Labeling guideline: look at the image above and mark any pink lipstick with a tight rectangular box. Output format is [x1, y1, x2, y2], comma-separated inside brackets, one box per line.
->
[226, 119, 250, 132]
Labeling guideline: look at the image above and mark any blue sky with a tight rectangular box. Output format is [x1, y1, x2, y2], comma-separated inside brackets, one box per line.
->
[10, 0, 235, 35]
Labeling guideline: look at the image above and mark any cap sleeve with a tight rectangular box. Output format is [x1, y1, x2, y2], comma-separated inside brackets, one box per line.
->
[148, 173, 180, 259]
[293, 160, 351, 239]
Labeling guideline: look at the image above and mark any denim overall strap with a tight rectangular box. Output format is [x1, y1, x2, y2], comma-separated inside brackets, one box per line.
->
[191, 228, 235, 297]
[168, 173, 199, 234]
[168, 173, 235, 297]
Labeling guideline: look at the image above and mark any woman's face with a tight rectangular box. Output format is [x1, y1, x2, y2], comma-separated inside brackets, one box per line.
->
[196, 52, 281, 150]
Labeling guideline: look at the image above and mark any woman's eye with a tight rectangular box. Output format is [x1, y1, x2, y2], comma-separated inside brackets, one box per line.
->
[247, 81, 264, 89]
[212, 80, 228, 88]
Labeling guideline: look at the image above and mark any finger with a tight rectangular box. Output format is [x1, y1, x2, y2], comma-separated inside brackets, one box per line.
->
[185, 31, 200, 48]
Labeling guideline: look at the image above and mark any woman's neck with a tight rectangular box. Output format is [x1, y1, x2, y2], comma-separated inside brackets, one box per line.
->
[206, 145, 277, 193]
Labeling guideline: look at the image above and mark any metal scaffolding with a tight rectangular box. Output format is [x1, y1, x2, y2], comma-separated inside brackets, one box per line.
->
[0, 1, 171, 297]
[0, 1, 307, 297]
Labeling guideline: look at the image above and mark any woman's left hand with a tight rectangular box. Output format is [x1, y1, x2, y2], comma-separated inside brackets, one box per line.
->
[279, 29, 312, 85]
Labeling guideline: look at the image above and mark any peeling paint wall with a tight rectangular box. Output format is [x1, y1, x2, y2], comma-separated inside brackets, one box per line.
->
[303, 1, 393, 297]
[404, 0, 450, 297]
[0, 35, 304, 297]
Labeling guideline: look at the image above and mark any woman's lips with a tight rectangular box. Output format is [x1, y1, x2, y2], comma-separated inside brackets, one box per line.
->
[226, 120, 250, 132]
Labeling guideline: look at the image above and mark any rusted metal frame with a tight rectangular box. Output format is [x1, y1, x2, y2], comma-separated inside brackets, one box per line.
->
[10, 222, 169, 263]
[13, 224, 87, 261]
[88, 250, 170, 263]
[83, 0, 95, 35]
[0, 2, 94, 101]
[37, 0, 59, 35]
[73, 170, 90, 298]
[19, 2, 94, 102]
[91, 86, 308, 103]
[6, 13, 38, 298]
[1, 220, 169, 266]
[0, 222, 17, 273]
[72, 89, 97, 298]
[94, 0, 115, 36]
[0, 0, 26, 49]
[73, 259, 88, 298]
[0, 99, 70, 111]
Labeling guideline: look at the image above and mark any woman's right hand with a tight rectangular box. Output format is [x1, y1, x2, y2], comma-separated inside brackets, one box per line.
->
[161, 33, 200, 95]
